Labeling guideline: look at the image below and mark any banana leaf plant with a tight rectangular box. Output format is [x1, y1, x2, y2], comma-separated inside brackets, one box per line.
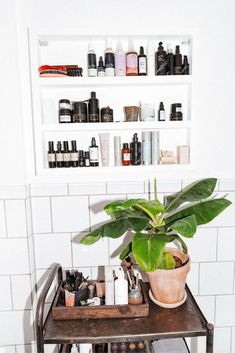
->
[80, 178, 231, 272]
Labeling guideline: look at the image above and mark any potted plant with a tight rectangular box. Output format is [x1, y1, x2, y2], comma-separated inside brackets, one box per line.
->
[80, 178, 231, 308]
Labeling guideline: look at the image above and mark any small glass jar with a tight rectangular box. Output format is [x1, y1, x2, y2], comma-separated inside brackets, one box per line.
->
[101, 106, 113, 122]
[128, 286, 143, 305]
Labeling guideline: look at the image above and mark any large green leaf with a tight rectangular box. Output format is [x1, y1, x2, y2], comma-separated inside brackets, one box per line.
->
[104, 199, 145, 215]
[169, 214, 197, 238]
[103, 216, 149, 238]
[164, 178, 217, 212]
[80, 227, 104, 245]
[119, 242, 132, 260]
[135, 200, 165, 220]
[132, 232, 167, 272]
[159, 252, 176, 269]
[165, 198, 231, 226]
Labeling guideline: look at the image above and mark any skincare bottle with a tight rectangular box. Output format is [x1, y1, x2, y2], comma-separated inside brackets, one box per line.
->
[85, 151, 90, 167]
[56, 141, 64, 168]
[138, 46, 147, 76]
[147, 41, 155, 76]
[70, 140, 79, 167]
[78, 150, 85, 167]
[174, 45, 182, 75]
[63, 141, 71, 168]
[158, 102, 165, 121]
[114, 267, 128, 305]
[155, 42, 167, 75]
[121, 143, 131, 166]
[114, 136, 122, 166]
[87, 42, 97, 77]
[167, 44, 174, 75]
[114, 41, 126, 76]
[130, 133, 141, 165]
[151, 131, 160, 165]
[97, 56, 105, 77]
[89, 137, 99, 167]
[48, 141, 56, 168]
[182, 55, 190, 75]
[99, 133, 109, 166]
[126, 40, 138, 76]
[142, 131, 152, 165]
[88, 92, 99, 122]
[105, 266, 114, 305]
[104, 39, 115, 76]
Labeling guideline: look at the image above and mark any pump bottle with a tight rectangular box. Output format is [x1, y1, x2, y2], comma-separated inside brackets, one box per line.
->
[115, 41, 126, 76]
[114, 267, 128, 305]
[174, 45, 182, 75]
[87, 42, 97, 77]
[126, 40, 138, 76]
[97, 56, 105, 77]
[88, 92, 99, 122]
[138, 46, 147, 76]
[89, 137, 99, 167]
[104, 39, 115, 76]
[182, 55, 190, 75]
[167, 44, 174, 75]
[130, 133, 141, 165]
[155, 42, 167, 75]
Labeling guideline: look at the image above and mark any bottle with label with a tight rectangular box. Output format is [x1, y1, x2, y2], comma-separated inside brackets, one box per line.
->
[130, 133, 141, 165]
[104, 39, 115, 76]
[138, 46, 147, 76]
[97, 56, 105, 77]
[70, 140, 79, 167]
[48, 141, 56, 168]
[114, 136, 122, 166]
[147, 41, 155, 76]
[105, 266, 114, 305]
[155, 42, 167, 75]
[78, 150, 85, 167]
[126, 40, 138, 76]
[121, 143, 131, 166]
[158, 102, 165, 121]
[87, 42, 97, 77]
[142, 131, 152, 165]
[56, 141, 64, 168]
[63, 141, 71, 168]
[182, 55, 190, 75]
[59, 108, 72, 123]
[114, 41, 126, 76]
[85, 151, 90, 167]
[174, 45, 182, 75]
[114, 267, 128, 305]
[151, 131, 160, 165]
[88, 92, 99, 122]
[167, 44, 174, 75]
[89, 137, 99, 167]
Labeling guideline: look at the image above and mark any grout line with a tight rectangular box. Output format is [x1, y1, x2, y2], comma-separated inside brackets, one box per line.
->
[198, 262, 201, 295]
[49, 196, 54, 233]
[105, 181, 108, 194]
[3, 200, 9, 238]
[66, 183, 69, 195]
[23, 199, 29, 238]
[70, 232, 74, 267]
[216, 227, 219, 261]
[9, 275, 14, 311]
[88, 195, 92, 232]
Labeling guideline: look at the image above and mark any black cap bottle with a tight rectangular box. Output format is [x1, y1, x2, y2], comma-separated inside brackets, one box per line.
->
[56, 141, 64, 168]
[88, 92, 99, 123]
[85, 151, 90, 167]
[98, 56, 105, 77]
[48, 141, 56, 168]
[167, 44, 174, 75]
[78, 150, 85, 167]
[130, 133, 141, 165]
[89, 137, 99, 167]
[155, 42, 167, 75]
[158, 102, 165, 121]
[174, 45, 182, 75]
[63, 141, 71, 168]
[138, 46, 147, 76]
[182, 55, 190, 75]
[70, 140, 79, 167]
[87, 42, 97, 77]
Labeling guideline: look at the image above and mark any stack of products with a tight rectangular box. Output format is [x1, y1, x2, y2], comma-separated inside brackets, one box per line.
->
[38, 65, 83, 77]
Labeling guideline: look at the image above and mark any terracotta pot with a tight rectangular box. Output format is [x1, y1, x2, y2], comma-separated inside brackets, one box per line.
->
[147, 248, 190, 308]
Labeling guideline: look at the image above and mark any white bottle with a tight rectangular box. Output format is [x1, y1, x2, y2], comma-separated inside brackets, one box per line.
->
[114, 136, 122, 166]
[105, 266, 115, 305]
[70, 344, 78, 353]
[114, 267, 128, 305]
[115, 41, 126, 76]
[147, 41, 155, 76]
[104, 38, 115, 77]
[87, 42, 97, 77]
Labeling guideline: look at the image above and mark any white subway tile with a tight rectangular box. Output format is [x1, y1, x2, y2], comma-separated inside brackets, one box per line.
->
[34, 233, 72, 269]
[187, 262, 199, 295]
[0, 311, 33, 345]
[107, 181, 144, 194]
[72, 233, 109, 267]
[91, 266, 105, 281]
[25, 199, 32, 236]
[126, 193, 148, 200]
[5, 200, 27, 237]
[232, 327, 235, 353]
[0, 346, 16, 353]
[199, 262, 234, 295]
[203, 192, 235, 227]
[194, 295, 215, 324]
[69, 182, 106, 195]
[43, 345, 59, 353]
[30, 183, 68, 196]
[35, 269, 59, 303]
[0, 186, 26, 199]
[11, 275, 32, 310]
[216, 295, 235, 326]
[214, 327, 231, 353]
[16, 344, 36, 353]
[31, 197, 52, 234]
[0, 239, 29, 275]
[0, 201, 6, 237]
[0, 276, 12, 310]
[219, 178, 235, 191]
[218, 227, 235, 261]
[145, 180, 182, 193]
[187, 228, 217, 262]
[51, 196, 89, 232]
[89, 194, 126, 229]
[109, 233, 134, 266]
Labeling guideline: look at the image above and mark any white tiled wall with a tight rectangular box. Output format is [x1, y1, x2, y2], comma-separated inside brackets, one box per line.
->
[0, 179, 235, 353]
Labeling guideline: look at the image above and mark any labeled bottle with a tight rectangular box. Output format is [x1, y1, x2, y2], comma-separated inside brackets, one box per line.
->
[78, 150, 85, 167]
[87, 42, 97, 77]
[88, 92, 99, 122]
[114, 41, 126, 76]
[138, 46, 147, 76]
[142, 131, 152, 165]
[147, 41, 155, 76]
[104, 39, 115, 76]
[70, 140, 79, 167]
[97, 56, 105, 77]
[126, 40, 138, 76]
[130, 133, 141, 165]
[155, 42, 167, 75]
[114, 136, 122, 166]
[63, 141, 71, 168]
[105, 266, 114, 305]
[59, 108, 72, 123]
[48, 141, 56, 168]
[174, 45, 182, 75]
[182, 55, 190, 75]
[114, 267, 128, 305]
[89, 137, 99, 167]
[167, 44, 174, 75]
[85, 151, 90, 167]
[158, 102, 165, 121]
[56, 141, 64, 168]
[59, 99, 71, 110]
[72, 102, 87, 123]
[151, 131, 160, 165]
[121, 143, 131, 166]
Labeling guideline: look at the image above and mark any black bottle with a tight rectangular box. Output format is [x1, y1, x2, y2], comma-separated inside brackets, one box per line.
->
[155, 42, 167, 75]
[89, 137, 99, 167]
[158, 102, 166, 121]
[87, 42, 97, 77]
[174, 45, 182, 75]
[182, 55, 190, 75]
[85, 151, 90, 167]
[78, 150, 85, 167]
[138, 46, 147, 76]
[63, 141, 71, 168]
[88, 92, 99, 122]
[48, 141, 56, 168]
[98, 56, 105, 77]
[70, 140, 79, 167]
[167, 44, 174, 75]
[130, 133, 141, 165]
[56, 141, 64, 168]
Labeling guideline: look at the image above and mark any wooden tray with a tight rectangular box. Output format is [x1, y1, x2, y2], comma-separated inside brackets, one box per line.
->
[52, 281, 149, 320]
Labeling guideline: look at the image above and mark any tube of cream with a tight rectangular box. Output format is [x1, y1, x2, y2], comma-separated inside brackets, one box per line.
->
[99, 133, 110, 166]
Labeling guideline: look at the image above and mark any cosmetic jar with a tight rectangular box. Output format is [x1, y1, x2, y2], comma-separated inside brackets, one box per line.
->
[59, 99, 72, 110]
[101, 106, 113, 122]
[59, 109, 72, 123]
[124, 106, 139, 122]
[140, 103, 155, 121]
[170, 103, 183, 121]
[73, 102, 87, 123]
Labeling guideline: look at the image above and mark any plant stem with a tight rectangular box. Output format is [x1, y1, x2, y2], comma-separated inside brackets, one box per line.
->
[154, 177, 157, 201]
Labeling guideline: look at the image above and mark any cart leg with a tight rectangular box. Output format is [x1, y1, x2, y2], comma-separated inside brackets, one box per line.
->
[206, 323, 214, 353]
